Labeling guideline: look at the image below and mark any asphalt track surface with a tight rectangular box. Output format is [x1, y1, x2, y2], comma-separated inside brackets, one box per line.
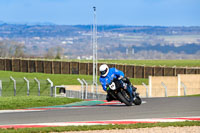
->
[0, 97, 200, 125]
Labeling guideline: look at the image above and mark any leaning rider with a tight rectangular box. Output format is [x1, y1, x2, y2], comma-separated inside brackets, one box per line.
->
[99, 64, 136, 102]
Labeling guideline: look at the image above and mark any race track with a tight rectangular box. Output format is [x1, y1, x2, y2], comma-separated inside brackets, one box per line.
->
[0, 97, 200, 126]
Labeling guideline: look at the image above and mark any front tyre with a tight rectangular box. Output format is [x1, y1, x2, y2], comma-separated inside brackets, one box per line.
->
[133, 96, 142, 105]
[117, 92, 132, 106]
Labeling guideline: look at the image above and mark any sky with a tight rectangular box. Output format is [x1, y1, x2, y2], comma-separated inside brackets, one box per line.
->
[0, 0, 199, 26]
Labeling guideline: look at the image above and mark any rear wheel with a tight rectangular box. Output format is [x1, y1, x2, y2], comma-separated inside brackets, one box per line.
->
[117, 91, 132, 106]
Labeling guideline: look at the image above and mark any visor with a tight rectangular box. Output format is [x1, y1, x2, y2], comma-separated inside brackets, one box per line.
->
[100, 68, 108, 76]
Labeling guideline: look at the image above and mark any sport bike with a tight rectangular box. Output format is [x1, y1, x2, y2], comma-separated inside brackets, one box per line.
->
[107, 78, 142, 106]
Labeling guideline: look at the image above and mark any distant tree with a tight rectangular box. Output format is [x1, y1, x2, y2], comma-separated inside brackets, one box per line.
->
[13, 42, 25, 57]
[55, 46, 64, 59]
[44, 47, 55, 59]
[0, 41, 24, 58]
[0, 41, 7, 57]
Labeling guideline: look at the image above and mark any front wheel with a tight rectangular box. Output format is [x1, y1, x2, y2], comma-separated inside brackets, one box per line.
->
[133, 96, 142, 105]
[117, 92, 132, 106]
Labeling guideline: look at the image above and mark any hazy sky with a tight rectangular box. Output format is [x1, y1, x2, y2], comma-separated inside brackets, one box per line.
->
[0, 0, 199, 26]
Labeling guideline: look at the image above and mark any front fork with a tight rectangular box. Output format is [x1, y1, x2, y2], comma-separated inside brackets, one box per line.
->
[127, 85, 138, 102]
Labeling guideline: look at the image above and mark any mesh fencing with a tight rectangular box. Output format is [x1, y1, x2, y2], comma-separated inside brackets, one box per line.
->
[0, 78, 51, 97]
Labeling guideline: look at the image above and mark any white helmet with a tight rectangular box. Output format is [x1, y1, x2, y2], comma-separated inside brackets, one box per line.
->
[99, 64, 109, 77]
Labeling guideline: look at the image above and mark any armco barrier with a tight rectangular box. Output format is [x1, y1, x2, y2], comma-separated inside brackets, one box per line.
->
[0, 58, 200, 78]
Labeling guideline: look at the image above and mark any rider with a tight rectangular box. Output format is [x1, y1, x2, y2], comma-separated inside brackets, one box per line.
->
[99, 64, 135, 101]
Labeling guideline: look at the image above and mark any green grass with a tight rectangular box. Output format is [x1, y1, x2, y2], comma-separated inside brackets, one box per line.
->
[57, 59, 200, 67]
[0, 121, 199, 133]
[171, 94, 200, 97]
[0, 71, 94, 86]
[0, 70, 147, 85]
[0, 96, 82, 110]
[97, 60, 200, 67]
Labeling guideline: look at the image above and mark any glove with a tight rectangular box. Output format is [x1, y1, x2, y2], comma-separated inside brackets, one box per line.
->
[118, 76, 123, 80]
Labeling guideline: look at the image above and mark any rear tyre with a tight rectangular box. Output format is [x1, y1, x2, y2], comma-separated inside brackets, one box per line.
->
[117, 92, 132, 106]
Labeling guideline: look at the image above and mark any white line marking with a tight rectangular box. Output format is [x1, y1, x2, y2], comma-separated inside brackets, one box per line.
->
[0, 110, 43, 113]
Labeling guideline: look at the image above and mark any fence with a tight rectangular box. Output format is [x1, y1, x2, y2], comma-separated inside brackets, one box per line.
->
[0, 58, 200, 78]
[0, 77, 53, 97]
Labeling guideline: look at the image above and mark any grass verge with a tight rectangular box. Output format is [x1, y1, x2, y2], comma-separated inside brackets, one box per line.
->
[0, 121, 199, 133]
[77, 59, 200, 67]
[0, 96, 82, 110]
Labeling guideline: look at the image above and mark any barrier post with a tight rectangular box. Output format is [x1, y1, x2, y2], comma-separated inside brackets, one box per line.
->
[10, 76, 16, 96]
[34, 78, 40, 96]
[94, 82, 98, 99]
[181, 82, 187, 96]
[47, 78, 54, 97]
[161, 82, 168, 97]
[24, 77, 30, 96]
[178, 75, 181, 96]
[149, 76, 152, 97]
[142, 82, 148, 97]
[82, 79, 88, 99]
[77, 78, 84, 99]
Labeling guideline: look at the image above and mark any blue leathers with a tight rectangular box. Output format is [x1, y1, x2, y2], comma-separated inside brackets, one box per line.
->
[99, 68, 124, 91]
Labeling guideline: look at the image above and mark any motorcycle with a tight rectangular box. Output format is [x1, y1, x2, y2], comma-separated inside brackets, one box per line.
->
[107, 78, 142, 106]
